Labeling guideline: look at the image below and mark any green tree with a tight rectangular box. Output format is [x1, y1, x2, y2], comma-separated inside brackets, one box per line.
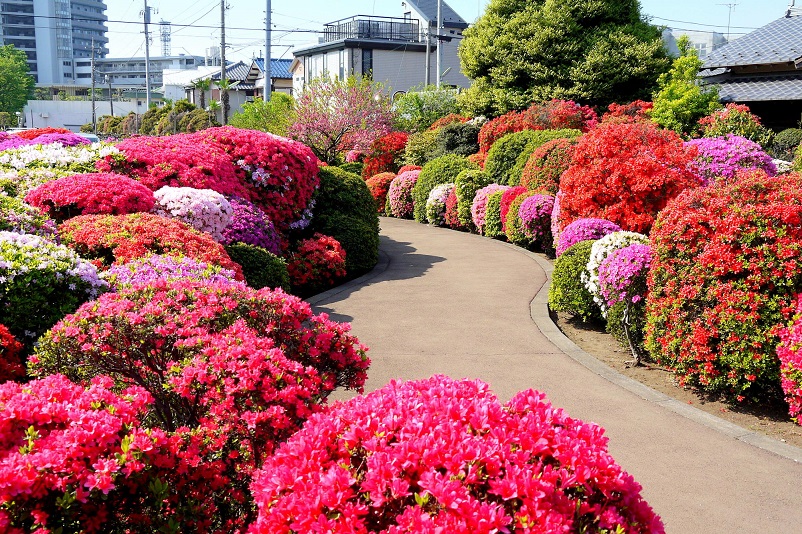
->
[458, 0, 670, 116]
[0, 45, 34, 114]
[650, 36, 721, 136]
[229, 92, 296, 136]
[393, 85, 459, 132]
[192, 78, 211, 109]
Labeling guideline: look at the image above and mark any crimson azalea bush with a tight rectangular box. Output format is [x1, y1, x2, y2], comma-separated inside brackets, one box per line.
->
[287, 233, 347, 294]
[499, 185, 527, 234]
[777, 295, 802, 423]
[698, 103, 773, 146]
[601, 101, 653, 124]
[685, 134, 776, 186]
[558, 121, 701, 233]
[365, 172, 396, 213]
[520, 137, 578, 195]
[443, 188, 464, 230]
[362, 132, 409, 178]
[646, 171, 802, 402]
[24, 173, 155, 222]
[518, 193, 555, 250]
[58, 213, 244, 280]
[0, 323, 23, 383]
[249, 375, 663, 534]
[555, 218, 621, 257]
[386, 170, 419, 218]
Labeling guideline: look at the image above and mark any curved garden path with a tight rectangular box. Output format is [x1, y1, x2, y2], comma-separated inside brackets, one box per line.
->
[309, 217, 802, 533]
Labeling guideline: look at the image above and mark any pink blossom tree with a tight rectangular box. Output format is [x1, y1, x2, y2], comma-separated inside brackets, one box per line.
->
[289, 75, 394, 164]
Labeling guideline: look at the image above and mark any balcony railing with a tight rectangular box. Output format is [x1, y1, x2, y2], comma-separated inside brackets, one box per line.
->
[323, 15, 421, 43]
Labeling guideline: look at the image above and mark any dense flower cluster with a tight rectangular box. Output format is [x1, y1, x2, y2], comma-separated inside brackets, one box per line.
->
[365, 172, 396, 213]
[396, 164, 421, 174]
[426, 183, 454, 226]
[12, 127, 71, 140]
[25, 173, 155, 222]
[698, 103, 773, 146]
[1, 230, 106, 344]
[386, 170, 419, 219]
[646, 171, 802, 401]
[582, 231, 649, 311]
[499, 186, 527, 234]
[477, 111, 532, 154]
[471, 183, 508, 234]
[520, 138, 578, 195]
[601, 101, 653, 123]
[685, 134, 776, 186]
[0, 323, 24, 383]
[555, 218, 621, 257]
[518, 194, 555, 248]
[102, 255, 240, 291]
[443, 188, 463, 230]
[427, 113, 469, 131]
[250, 376, 663, 533]
[362, 132, 409, 178]
[287, 234, 347, 292]
[559, 122, 701, 233]
[153, 186, 233, 240]
[599, 244, 653, 310]
[0, 131, 89, 152]
[345, 149, 364, 163]
[0, 194, 56, 236]
[220, 197, 282, 254]
[777, 294, 802, 423]
[550, 190, 563, 243]
[58, 213, 244, 280]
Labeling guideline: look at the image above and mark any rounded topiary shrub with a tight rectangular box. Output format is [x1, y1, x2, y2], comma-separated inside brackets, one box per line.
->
[520, 137, 578, 194]
[102, 254, 240, 291]
[362, 132, 408, 178]
[338, 161, 364, 175]
[685, 134, 776, 186]
[646, 171, 802, 402]
[582, 231, 649, 313]
[499, 185, 527, 235]
[548, 239, 602, 322]
[769, 128, 802, 161]
[365, 172, 396, 214]
[454, 168, 493, 231]
[425, 183, 454, 226]
[152, 186, 233, 241]
[0, 195, 56, 236]
[404, 129, 439, 166]
[220, 197, 282, 255]
[224, 243, 290, 291]
[485, 129, 581, 186]
[249, 376, 663, 533]
[555, 218, 622, 257]
[386, 170, 419, 218]
[505, 191, 536, 247]
[413, 154, 479, 223]
[518, 194, 555, 251]
[433, 120, 481, 157]
[472, 183, 509, 235]
[483, 189, 506, 239]
[698, 103, 773, 147]
[443, 188, 464, 230]
[287, 233, 348, 295]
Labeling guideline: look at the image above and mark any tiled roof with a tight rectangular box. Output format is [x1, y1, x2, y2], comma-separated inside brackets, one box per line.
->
[407, 0, 468, 29]
[705, 72, 802, 102]
[211, 61, 250, 81]
[252, 58, 293, 79]
[704, 14, 802, 68]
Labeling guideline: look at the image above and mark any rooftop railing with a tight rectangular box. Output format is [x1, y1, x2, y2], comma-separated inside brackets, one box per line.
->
[323, 15, 421, 43]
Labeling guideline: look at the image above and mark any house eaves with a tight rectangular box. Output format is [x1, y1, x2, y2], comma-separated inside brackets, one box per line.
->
[293, 38, 428, 56]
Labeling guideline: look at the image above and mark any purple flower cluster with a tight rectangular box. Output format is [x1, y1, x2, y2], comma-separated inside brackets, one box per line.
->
[0, 136, 32, 152]
[685, 134, 776, 186]
[0, 197, 57, 237]
[220, 197, 282, 254]
[518, 194, 555, 247]
[0, 132, 89, 152]
[471, 183, 509, 233]
[102, 255, 241, 291]
[387, 170, 419, 219]
[598, 243, 653, 308]
[555, 218, 621, 257]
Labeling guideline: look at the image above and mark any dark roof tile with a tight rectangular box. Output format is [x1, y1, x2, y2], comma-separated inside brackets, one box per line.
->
[704, 15, 802, 68]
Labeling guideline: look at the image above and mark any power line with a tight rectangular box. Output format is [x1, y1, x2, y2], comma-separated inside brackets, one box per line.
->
[648, 15, 757, 30]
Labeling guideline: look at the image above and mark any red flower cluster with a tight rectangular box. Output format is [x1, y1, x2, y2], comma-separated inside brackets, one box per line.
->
[646, 171, 802, 401]
[397, 164, 421, 174]
[287, 234, 347, 292]
[25, 173, 155, 222]
[777, 294, 802, 424]
[601, 101, 654, 124]
[478, 111, 532, 154]
[520, 137, 578, 195]
[362, 132, 409, 178]
[427, 113, 469, 131]
[58, 213, 244, 280]
[0, 324, 24, 383]
[559, 121, 701, 233]
[443, 188, 463, 230]
[13, 127, 71, 140]
[250, 376, 663, 533]
[527, 99, 598, 132]
[499, 186, 527, 234]
[365, 172, 396, 213]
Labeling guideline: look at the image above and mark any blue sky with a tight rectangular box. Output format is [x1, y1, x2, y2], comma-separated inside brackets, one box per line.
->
[105, 1, 793, 61]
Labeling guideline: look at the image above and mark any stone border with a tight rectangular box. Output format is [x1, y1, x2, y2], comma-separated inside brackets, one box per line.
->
[306, 249, 391, 307]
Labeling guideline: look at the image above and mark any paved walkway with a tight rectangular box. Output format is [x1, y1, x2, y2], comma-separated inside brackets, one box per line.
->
[309, 217, 802, 533]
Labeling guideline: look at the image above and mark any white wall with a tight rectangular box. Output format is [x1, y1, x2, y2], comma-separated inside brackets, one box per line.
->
[23, 100, 146, 131]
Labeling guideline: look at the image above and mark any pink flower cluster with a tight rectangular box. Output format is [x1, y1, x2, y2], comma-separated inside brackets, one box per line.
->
[685, 134, 776, 186]
[102, 254, 240, 290]
[249, 375, 664, 533]
[0, 323, 24, 383]
[555, 218, 621, 257]
[152, 186, 233, 241]
[471, 183, 509, 233]
[386, 170, 419, 219]
[598, 243, 653, 309]
[776, 294, 802, 423]
[518, 194, 555, 247]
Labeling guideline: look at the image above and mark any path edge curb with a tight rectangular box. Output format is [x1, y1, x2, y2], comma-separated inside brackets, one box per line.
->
[306, 248, 391, 307]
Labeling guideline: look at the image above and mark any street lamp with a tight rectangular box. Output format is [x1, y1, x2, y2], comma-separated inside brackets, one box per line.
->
[15, 112, 21, 128]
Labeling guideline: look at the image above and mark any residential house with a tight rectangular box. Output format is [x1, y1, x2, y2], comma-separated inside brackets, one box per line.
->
[247, 58, 294, 98]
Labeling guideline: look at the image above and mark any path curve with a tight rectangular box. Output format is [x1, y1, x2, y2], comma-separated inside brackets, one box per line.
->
[309, 217, 802, 533]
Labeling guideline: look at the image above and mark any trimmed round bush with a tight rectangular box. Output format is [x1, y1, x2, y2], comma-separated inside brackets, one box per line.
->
[555, 218, 622, 257]
[224, 243, 290, 291]
[505, 191, 536, 247]
[777, 295, 802, 423]
[483, 189, 506, 239]
[471, 183, 508, 234]
[485, 129, 581, 186]
[0, 195, 56, 236]
[152, 186, 233, 240]
[425, 182, 454, 226]
[1, 231, 107, 347]
[433, 120, 481, 157]
[249, 375, 663, 533]
[518, 194, 555, 251]
[365, 172, 396, 213]
[499, 185, 527, 234]
[646, 171, 802, 402]
[583, 231, 649, 312]
[404, 129, 439, 166]
[685, 134, 776, 186]
[454, 168, 492, 230]
[413, 154, 479, 223]
[338, 161, 364, 175]
[507, 130, 582, 187]
[102, 254, 240, 291]
[769, 128, 802, 161]
[600, 244, 653, 353]
[24, 173, 155, 223]
[548, 240, 603, 322]
[520, 137, 578, 194]
[0, 323, 24, 383]
[220, 197, 282, 254]
[443, 188, 464, 230]
[386, 170, 419, 218]
[287, 233, 347, 295]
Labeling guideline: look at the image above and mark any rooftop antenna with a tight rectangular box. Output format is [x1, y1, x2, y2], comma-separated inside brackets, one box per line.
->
[788, 0, 800, 17]
[718, 3, 738, 43]
[160, 20, 172, 56]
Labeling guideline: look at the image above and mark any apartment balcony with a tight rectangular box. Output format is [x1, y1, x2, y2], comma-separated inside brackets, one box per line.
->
[323, 15, 420, 43]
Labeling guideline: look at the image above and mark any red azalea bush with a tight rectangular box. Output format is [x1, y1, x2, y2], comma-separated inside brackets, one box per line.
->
[249, 375, 664, 533]
[499, 185, 527, 234]
[777, 294, 802, 423]
[478, 111, 531, 154]
[520, 137, 578, 195]
[0, 324, 24, 383]
[526, 99, 598, 132]
[13, 127, 71, 140]
[443, 188, 463, 230]
[287, 233, 348, 293]
[24, 173, 155, 223]
[365, 172, 397, 213]
[601, 101, 654, 123]
[427, 113, 469, 131]
[58, 213, 244, 280]
[397, 164, 421, 174]
[559, 121, 701, 233]
[362, 132, 409, 178]
[646, 171, 802, 402]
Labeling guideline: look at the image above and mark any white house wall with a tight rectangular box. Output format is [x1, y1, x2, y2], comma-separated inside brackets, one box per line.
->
[23, 100, 146, 131]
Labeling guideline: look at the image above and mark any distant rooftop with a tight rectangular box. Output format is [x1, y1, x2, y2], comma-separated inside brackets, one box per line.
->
[406, 0, 468, 29]
[252, 58, 293, 79]
[704, 13, 802, 69]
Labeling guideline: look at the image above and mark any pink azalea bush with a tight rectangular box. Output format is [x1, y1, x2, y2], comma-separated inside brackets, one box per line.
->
[386, 170, 419, 219]
[249, 375, 664, 533]
[471, 183, 509, 234]
[518, 194, 555, 249]
[685, 134, 777, 186]
[220, 197, 282, 254]
[425, 182, 454, 226]
[555, 218, 622, 257]
[101, 255, 240, 291]
[598, 243, 654, 310]
[152, 186, 234, 241]
[776, 294, 802, 423]
[0, 323, 24, 383]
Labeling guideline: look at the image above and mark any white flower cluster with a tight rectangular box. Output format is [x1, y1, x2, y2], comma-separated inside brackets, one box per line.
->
[426, 183, 455, 226]
[773, 158, 794, 175]
[152, 186, 233, 240]
[0, 142, 119, 171]
[581, 230, 648, 315]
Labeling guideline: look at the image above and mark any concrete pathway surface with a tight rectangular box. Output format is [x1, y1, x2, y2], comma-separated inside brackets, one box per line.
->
[309, 217, 802, 534]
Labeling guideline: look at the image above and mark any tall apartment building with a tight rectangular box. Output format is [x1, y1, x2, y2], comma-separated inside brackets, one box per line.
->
[0, 0, 108, 84]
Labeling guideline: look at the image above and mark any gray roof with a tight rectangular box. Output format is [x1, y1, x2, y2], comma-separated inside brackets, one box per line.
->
[407, 0, 468, 29]
[211, 61, 250, 82]
[705, 72, 802, 102]
[252, 58, 293, 79]
[704, 14, 802, 68]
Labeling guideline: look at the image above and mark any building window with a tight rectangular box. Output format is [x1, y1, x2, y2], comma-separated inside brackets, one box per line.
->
[361, 49, 372, 77]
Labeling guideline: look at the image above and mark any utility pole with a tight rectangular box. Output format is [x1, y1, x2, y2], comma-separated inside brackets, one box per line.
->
[424, 24, 431, 85]
[91, 39, 97, 133]
[264, 0, 271, 102]
[436, 0, 442, 88]
[143, 0, 152, 109]
[107, 75, 114, 117]
[220, 0, 227, 124]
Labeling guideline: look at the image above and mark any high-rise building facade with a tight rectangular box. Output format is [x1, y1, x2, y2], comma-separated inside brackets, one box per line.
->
[0, 0, 108, 84]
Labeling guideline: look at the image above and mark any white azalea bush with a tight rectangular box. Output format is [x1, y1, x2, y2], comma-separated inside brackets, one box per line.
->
[582, 231, 649, 314]
[152, 186, 234, 240]
[426, 182, 454, 226]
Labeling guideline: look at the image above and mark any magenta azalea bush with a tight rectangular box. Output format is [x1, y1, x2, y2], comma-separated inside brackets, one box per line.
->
[471, 183, 509, 234]
[220, 197, 282, 254]
[777, 294, 802, 423]
[386, 170, 419, 219]
[686, 134, 777, 186]
[598, 243, 654, 310]
[101, 255, 241, 291]
[518, 194, 555, 249]
[555, 218, 622, 257]
[249, 375, 664, 533]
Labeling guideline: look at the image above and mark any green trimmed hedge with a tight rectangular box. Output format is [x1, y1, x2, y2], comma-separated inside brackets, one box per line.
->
[485, 129, 582, 186]
[413, 154, 479, 223]
[454, 169, 493, 231]
[223, 243, 290, 291]
[548, 240, 602, 322]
